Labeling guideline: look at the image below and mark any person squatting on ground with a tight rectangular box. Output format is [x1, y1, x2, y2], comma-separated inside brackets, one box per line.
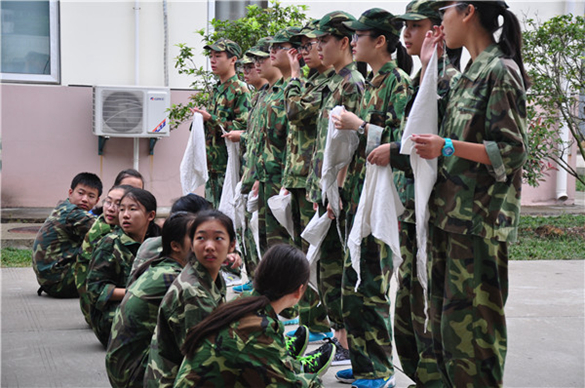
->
[86, 187, 160, 347]
[105, 212, 196, 388]
[32, 172, 103, 298]
[174, 244, 335, 387]
[330, 8, 412, 387]
[412, 1, 529, 386]
[144, 210, 239, 388]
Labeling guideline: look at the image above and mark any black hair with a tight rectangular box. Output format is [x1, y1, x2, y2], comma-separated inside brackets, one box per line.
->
[170, 193, 212, 215]
[181, 244, 309, 357]
[70, 172, 103, 197]
[456, 1, 530, 88]
[161, 212, 197, 257]
[370, 22, 413, 74]
[120, 187, 161, 238]
[114, 169, 144, 188]
[188, 209, 235, 245]
[427, 17, 463, 70]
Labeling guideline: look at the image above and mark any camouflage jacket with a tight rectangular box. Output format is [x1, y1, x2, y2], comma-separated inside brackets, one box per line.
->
[343, 61, 411, 229]
[396, 60, 460, 224]
[144, 260, 227, 388]
[128, 236, 163, 282]
[306, 62, 365, 204]
[240, 84, 270, 193]
[283, 69, 336, 188]
[32, 198, 96, 294]
[254, 78, 290, 183]
[106, 256, 183, 388]
[174, 300, 321, 387]
[205, 75, 251, 174]
[431, 44, 527, 242]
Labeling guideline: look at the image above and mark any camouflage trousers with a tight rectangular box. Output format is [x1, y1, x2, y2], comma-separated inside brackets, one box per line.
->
[74, 257, 92, 324]
[316, 204, 346, 331]
[429, 226, 508, 388]
[342, 234, 394, 379]
[257, 181, 292, 255]
[394, 222, 442, 387]
[38, 266, 79, 299]
[90, 303, 119, 348]
[288, 188, 330, 334]
[240, 206, 259, 281]
[205, 172, 224, 209]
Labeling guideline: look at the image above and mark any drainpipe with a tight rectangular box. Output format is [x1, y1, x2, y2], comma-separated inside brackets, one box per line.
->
[133, 0, 141, 171]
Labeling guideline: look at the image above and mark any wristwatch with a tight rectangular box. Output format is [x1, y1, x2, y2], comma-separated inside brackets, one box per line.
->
[442, 138, 455, 157]
[357, 121, 367, 134]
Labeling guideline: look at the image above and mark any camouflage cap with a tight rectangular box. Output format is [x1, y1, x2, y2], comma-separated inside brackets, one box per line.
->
[291, 19, 321, 42]
[237, 53, 254, 66]
[395, 1, 440, 21]
[247, 37, 272, 58]
[204, 38, 242, 58]
[267, 26, 302, 46]
[343, 8, 400, 36]
[314, 11, 356, 38]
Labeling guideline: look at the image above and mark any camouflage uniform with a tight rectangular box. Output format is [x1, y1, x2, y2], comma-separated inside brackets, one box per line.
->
[340, 58, 411, 380]
[392, 10, 460, 381]
[428, 43, 527, 388]
[284, 68, 336, 333]
[75, 214, 113, 323]
[32, 198, 96, 298]
[174, 300, 321, 387]
[105, 256, 183, 388]
[128, 236, 163, 281]
[307, 61, 365, 331]
[144, 260, 226, 388]
[86, 228, 141, 347]
[203, 73, 250, 208]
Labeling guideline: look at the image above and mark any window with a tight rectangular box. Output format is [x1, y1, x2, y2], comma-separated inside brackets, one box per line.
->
[1, 0, 60, 83]
[214, 0, 267, 21]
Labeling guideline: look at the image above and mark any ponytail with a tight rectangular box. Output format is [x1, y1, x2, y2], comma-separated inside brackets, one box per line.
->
[371, 25, 413, 74]
[395, 42, 413, 75]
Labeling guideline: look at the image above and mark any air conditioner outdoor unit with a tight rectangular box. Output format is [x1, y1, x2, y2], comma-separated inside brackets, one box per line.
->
[93, 85, 171, 138]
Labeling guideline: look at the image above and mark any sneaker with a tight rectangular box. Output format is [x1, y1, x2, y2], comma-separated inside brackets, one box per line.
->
[308, 331, 333, 343]
[299, 342, 336, 376]
[285, 325, 308, 359]
[335, 368, 355, 384]
[280, 317, 299, 326]
[233, 281, 253, 293]
[328, 338, 351, 366]
[221, 270, 242, 287]
[351, 375, 396, 388]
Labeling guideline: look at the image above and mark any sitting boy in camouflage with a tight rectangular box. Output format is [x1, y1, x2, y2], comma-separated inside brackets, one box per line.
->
[32, 172, 103, 298]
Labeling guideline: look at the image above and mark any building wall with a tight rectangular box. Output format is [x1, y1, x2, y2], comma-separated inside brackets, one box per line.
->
[1, 1, 582, 208]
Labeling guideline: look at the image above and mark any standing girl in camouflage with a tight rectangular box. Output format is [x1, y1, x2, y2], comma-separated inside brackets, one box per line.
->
[175, 245, 329, 387]
[86, 188, 160, 347]
[304, 11, 365, 361]
[144, 210, 236, 388]
[75, 184, 133, 324]
[105, 212, 196, 388]
[412, 2, 529, 386]
[332, 8, 412, 388]
[392, 1, 461, 386]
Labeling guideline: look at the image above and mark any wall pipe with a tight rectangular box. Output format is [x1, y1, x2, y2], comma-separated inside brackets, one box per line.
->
[133, 0, 140, 171]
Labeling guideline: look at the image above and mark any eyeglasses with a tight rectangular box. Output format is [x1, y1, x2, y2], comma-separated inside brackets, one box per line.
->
[253, 57, 267, 65]
[269, 44, 292, 52]
[242, 65, 255, 72]
[299, 41, 318, 53]
[351, 33, 376, 43]
[438, 3, 464, 18]
[103, 199, 120, 209]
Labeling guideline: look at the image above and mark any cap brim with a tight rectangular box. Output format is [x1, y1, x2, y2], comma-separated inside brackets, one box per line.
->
[247, 49, 269, 58]
[395, 13, 430, 21]
[342, 20, 371, 31]
[203, 44, 222, 52]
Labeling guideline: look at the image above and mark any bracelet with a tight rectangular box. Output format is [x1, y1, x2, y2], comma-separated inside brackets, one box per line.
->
[357, 121, 367, 134]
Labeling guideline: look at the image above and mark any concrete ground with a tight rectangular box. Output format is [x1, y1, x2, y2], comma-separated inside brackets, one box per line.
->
[2, 260, 583, 387]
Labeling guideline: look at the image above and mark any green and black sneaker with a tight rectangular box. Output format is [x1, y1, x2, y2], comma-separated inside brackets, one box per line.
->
[299, 342, 336, 376]
[285, 325, 309, 359]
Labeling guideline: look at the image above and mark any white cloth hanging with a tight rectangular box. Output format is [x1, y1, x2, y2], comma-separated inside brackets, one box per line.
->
[218, 125, 241, 228]
[399, 46, 439, 325]
[180, 113, 208, 195]
[301, 211, 333, 291]
[347, 163, 404, 290]
[267, 188, 294, 238]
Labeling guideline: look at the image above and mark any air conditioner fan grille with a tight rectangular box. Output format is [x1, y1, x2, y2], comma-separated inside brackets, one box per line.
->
[102, 92, 143, 133]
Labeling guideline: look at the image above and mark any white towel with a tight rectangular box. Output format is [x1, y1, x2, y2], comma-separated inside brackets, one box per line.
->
[218, 125, 241, 229]
[267, 188, 294, 238]
[179, 113, 208, 195]
[347, 163, 404, 290]
[301, 211, 333, 291]
[399, 46, 439, 323]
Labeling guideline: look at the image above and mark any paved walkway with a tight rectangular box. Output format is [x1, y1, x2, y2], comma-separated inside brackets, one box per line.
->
[2, 261, 583, 387]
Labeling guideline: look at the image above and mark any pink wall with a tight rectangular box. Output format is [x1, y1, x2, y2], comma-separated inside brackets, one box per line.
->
[1, 84, 194, 208]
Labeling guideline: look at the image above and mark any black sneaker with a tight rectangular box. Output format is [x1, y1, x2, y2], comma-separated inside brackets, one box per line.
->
[299, 342, 336, 376]
[328, 337, 352, 366]
[285, 325, 308, 359]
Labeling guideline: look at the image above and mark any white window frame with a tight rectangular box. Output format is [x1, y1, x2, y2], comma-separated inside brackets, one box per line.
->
[0, 0, 60, 84]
